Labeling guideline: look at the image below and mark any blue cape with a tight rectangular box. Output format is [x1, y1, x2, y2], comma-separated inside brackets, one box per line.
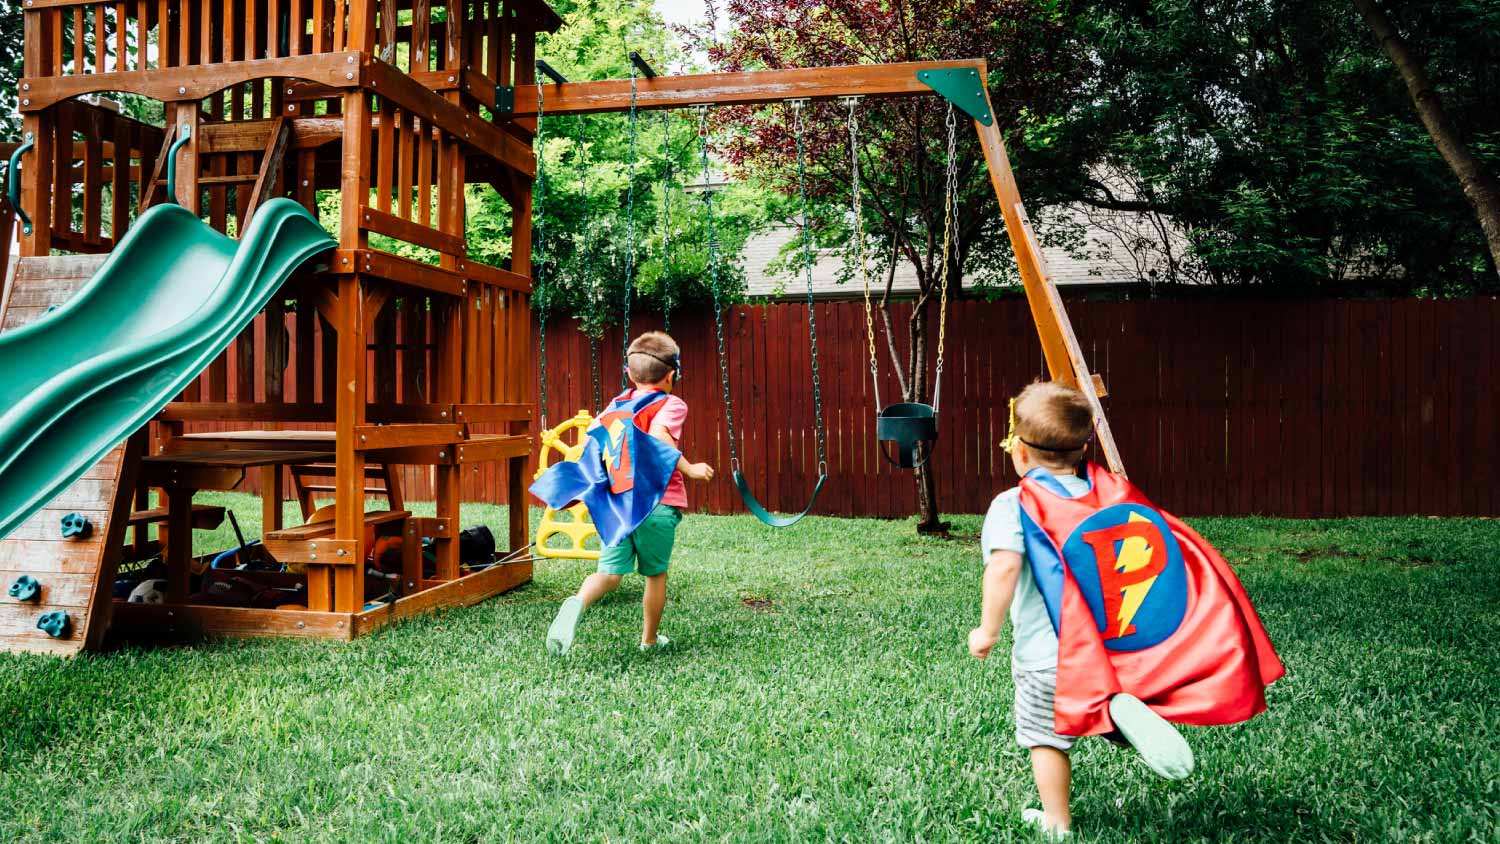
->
[529, 391, 682, 547]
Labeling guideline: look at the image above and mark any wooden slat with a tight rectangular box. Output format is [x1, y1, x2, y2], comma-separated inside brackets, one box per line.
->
[360, 205, 464, 255]
[510, 59, 985, 117]
[17, 52, 366, 111]
[244, 115, 292, 223]
[364, 58, 534, 176]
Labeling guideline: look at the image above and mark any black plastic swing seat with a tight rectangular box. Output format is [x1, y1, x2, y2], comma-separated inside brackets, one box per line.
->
[877, 403, 938, 469]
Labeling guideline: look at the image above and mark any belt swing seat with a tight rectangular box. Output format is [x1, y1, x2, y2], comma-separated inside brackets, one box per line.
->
[696, 101, 828, 528]
[846, 97, 960, 471]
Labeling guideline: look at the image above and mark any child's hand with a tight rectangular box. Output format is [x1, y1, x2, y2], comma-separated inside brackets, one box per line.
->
[968, 627, 999, 660]
[685, 462, 715, 482]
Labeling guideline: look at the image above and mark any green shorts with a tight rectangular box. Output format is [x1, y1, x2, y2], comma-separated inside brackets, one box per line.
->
[598, 504, 681, 577]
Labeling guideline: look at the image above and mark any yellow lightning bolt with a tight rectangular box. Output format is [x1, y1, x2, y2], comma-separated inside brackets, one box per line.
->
[1112, 512, 1158, 637]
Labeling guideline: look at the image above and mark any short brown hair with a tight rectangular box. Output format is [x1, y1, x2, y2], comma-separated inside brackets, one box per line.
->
[625, 331, 680, 385]
[1013, 381, 1094, 468]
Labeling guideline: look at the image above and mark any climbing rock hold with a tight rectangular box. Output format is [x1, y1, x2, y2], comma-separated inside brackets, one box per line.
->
[7, 575, 41, 602]
[36, 610, 71, 638]
[59, 512, 92, 539]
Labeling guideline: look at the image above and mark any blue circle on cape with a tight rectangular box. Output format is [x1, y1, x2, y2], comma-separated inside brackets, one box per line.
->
[1061, 503, 1188, 652]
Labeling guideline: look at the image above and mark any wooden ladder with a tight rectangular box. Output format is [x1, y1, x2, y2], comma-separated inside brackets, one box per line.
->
[289, 462, 405, 521]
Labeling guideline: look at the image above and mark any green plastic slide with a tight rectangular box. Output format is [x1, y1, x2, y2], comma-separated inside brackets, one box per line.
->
[0, 198, 335, 540]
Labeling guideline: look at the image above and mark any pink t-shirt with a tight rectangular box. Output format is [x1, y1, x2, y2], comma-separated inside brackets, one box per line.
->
[632, 388, 689, 508]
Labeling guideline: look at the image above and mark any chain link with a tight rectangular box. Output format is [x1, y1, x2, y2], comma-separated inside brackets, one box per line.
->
[790, 99, 827, 469]
[619, 66, 639, 387]
[932, 101, 958, 413]
[844, 96, 881, 411]
[697, 106, 738, 467]
[534, 81, 550, 429]
[659, 109, 675, 333]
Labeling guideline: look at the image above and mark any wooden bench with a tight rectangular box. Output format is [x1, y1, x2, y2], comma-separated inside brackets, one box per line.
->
[264, 509, 411, 543]
[127, 504, 226, 530]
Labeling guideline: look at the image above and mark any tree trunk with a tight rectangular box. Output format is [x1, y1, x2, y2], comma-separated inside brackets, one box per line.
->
[907, 297, 947, 534]
[1354, 0, 1500, 278]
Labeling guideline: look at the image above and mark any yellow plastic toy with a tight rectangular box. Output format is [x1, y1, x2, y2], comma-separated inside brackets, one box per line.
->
[532, 411, 603, 560]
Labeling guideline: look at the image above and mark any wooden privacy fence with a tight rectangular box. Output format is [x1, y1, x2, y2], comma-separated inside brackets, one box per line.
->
[214, 296, 1499, 519]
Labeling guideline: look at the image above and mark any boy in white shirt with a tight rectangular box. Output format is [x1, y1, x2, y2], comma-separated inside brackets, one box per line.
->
[969, 382, 1193, 840]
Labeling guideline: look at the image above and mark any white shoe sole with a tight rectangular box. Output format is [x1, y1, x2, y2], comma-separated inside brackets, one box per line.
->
[1109, 693, 1195, 780]
[546, 596, 583, 656]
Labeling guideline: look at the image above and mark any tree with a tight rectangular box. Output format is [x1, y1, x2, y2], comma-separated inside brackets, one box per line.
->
[523, 0, 777, 345]
[1352, 0, 1500, 280]
[1057, 0, 1500, 291]
[1, 1, 21, 140]
[692, 0, 1091, 532]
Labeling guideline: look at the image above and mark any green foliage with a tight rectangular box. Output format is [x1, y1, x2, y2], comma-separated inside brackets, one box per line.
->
[1059, 0, 1500, 292]
[525, 0, 777, 337]
[0, 1, 21, 140]
[2, 492, 1499, 842]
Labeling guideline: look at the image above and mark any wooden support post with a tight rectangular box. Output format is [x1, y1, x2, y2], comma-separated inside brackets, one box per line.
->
[331, 90, 373, 613]
[163, 487, 195, 603]
[171, 102, 200, 213]
[261, 465, 285, 532]
[19, 112, 51, 257]
[972, 101, 1124, 475]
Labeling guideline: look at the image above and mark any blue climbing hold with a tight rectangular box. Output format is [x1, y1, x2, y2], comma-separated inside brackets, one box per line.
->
[36, 610, 70, 638]
[7, 575, 40, 602]
[59, 512, 91, 539]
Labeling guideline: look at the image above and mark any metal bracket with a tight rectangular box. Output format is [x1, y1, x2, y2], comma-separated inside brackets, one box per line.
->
[495, 85, 516, 115]
[915, 67, 993, 126]
[629, 51, 659, 79]
[535, 60, 568, 85]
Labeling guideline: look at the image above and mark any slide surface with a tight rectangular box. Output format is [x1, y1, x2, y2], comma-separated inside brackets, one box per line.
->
[0, 198, 335, 540]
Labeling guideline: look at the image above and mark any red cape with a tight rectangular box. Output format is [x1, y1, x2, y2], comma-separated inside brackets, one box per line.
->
[1019, 464, 1285, 736]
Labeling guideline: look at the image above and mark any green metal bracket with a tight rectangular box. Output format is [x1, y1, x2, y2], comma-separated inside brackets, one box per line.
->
[495, 85, 516, 116]
[915, 68, 993, 126]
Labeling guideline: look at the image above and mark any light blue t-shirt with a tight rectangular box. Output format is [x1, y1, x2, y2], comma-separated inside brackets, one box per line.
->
[980, 473, 1092, 671]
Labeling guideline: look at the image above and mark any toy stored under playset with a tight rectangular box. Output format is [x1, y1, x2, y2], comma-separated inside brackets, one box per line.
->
[0, 0, 1117, 655]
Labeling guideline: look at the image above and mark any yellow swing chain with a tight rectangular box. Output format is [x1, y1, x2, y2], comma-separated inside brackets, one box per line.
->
[932, 101, 958, 413]
[843, 96, 881, 410]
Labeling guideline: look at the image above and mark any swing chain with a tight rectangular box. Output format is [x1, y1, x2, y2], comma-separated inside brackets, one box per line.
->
[573, 113, 604, 409]
[658, 109, 675, 333]
[535, 81, 550, 429]
[620, 65, 639, 387]
[697, 105, 738, 469]
[844, 96, 881, 412]
[789, 98, 827, 470]
[932, 101, 958, 413]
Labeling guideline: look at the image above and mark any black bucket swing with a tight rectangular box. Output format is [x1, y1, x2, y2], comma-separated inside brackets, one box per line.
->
[698, 101, 828, 528]
[848, 97, 959, 470]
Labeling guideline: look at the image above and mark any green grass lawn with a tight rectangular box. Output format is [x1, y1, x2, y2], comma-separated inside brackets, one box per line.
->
[2, 498, 1497, 843]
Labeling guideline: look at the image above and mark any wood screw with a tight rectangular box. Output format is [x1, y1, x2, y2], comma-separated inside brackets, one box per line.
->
[178, 87, 186, 94]
[296, 621, 305, 628]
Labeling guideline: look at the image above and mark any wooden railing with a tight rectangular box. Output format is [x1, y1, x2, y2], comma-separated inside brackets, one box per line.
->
[4, 99, 165, 253]
[21, 1, 552, 88]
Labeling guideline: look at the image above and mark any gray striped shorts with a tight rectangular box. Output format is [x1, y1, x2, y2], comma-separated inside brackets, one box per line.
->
[1013, 665, 1076, 751]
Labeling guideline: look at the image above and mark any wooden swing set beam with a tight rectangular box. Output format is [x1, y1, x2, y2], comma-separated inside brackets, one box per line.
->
[509, 59, 985, 116]
[512, 58, 1126, 474]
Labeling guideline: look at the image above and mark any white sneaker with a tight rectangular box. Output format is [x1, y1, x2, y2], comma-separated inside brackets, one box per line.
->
[1021, 808, 1070, 840]
[639, 633, 671, 652]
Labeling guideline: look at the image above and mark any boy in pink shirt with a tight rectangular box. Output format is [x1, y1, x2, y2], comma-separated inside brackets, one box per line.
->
[546, 332, 714, 655]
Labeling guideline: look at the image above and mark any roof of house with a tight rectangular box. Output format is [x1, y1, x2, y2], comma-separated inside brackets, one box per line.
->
[742, 209, 1143, 301]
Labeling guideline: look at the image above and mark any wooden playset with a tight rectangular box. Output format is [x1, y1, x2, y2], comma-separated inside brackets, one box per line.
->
[0, 0, 1116, 656]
